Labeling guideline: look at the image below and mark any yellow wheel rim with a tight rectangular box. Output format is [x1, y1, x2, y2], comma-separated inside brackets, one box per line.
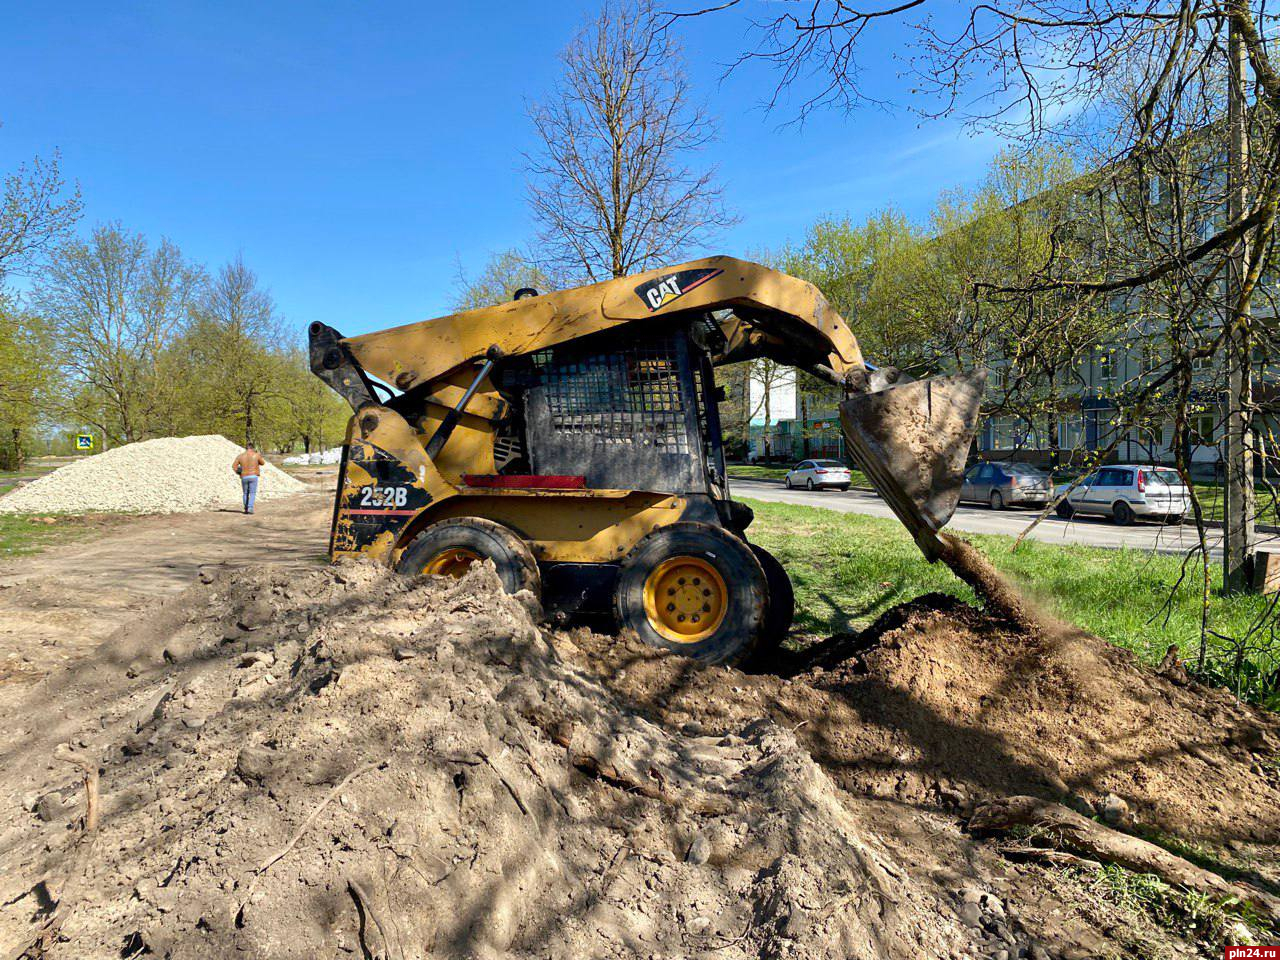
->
[423, 548, 482, 578]
[642, 556, 727, 644]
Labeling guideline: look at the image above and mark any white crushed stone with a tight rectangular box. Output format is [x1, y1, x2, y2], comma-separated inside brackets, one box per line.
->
[0, 435, 307, 515]
[283, 446, 342, 466]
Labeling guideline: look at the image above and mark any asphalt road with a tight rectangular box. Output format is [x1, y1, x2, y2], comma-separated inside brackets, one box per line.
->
[729, 478, 1279, 559]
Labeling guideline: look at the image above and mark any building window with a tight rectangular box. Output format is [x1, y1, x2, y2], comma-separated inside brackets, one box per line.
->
[1193, 415, 1216, 445]
[1096, 352, 1116, 383]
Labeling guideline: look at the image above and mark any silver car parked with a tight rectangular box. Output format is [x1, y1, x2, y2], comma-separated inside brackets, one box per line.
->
[1055, 465, 1190, 525]
[960, 461, 1054, 510]
[784, 459, 853, 491]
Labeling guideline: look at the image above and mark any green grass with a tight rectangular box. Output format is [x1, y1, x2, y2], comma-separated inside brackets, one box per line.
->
[1187, 483, 1279, 527]
[0, 514, 97, 559]
[1070, 862, 1274, 950]
[726, 464, 790, 480]
[744, 499, 1278, 678]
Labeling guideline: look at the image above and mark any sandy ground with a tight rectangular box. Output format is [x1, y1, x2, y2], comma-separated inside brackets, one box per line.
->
[1, 485, 1278, 958]
[0, 491, 332, 684]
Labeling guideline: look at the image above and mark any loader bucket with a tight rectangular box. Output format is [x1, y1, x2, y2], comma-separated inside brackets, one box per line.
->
[839, 371, 986, 561]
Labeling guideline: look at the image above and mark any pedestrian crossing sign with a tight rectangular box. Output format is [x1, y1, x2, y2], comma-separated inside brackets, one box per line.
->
[75, 434, 93, 451]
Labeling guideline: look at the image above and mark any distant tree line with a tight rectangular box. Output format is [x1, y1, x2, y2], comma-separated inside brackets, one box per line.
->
[0, 158, 348, 469]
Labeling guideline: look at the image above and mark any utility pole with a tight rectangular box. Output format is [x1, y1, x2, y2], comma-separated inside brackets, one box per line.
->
[1223, 7, 1257, 592]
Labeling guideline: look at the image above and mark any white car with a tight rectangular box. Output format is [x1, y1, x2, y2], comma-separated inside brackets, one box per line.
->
[784, 459, 852, 491]
[1056, 465, 1191, 525]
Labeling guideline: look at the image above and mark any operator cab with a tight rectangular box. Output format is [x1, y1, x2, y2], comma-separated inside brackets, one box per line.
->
[493, 316, 739, 526]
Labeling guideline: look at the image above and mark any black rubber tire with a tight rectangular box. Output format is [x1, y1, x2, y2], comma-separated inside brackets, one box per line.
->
[1166, 513, 1185, 525]
[1112, 501, 1134, 526]
[1055, 501, 1075, 520]
[835, 484, 850, 492]
[806, 478, 815, 491]
[749, 543, 794, 654]
[399, 517, 540, 597]
[784, 476, 792, 489]
[990, 490, 1004, 510]
[614, 522, 767, 665]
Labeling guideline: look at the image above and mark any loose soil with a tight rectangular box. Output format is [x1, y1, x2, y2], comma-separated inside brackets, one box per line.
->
[0, 492, 332, 685]
[0, 492, 1277, 959]
[567, 595, 1280, 843]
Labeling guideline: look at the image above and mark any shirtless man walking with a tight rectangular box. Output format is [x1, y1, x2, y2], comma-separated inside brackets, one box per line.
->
[232, 443, 266, 514]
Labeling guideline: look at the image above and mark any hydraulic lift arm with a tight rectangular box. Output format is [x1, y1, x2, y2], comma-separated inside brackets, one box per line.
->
[309, 255, 984, 562]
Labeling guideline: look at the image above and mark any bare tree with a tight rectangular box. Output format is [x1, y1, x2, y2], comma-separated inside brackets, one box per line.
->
[748, 357, 794, 460]
[679, 1, 1280, 688]
[0, 147, 82, 281]
[675, 4, 1274, 284]
[527, 0, 734, 282]
[181, 257, 288, 446]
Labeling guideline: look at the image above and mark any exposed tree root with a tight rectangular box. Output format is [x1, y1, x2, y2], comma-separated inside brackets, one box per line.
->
[347, 877, 401, 960]
[234, 758, 385, 921]
[53, 744, 99, 834]
[970, 796, 1280, 926]
[5, 747, 103, 960]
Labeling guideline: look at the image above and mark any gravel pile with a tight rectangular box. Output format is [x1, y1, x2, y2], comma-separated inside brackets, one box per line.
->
[0, 435, 306, 515]
[283, 446, 342, 466]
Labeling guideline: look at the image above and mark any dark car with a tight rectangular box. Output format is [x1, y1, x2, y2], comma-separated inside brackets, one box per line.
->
[960, 461, 1054, 510]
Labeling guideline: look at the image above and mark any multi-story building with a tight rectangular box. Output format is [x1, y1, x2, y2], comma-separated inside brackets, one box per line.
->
[974, 140, 1279, 475]
[978, 305, 1278, 475]
[756, 133, 1279, 475]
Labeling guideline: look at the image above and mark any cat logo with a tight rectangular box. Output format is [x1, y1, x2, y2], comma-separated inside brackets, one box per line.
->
[634, 267, 723, 312]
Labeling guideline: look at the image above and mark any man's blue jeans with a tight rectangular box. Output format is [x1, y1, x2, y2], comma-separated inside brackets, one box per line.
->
[241, 476, 258, 513]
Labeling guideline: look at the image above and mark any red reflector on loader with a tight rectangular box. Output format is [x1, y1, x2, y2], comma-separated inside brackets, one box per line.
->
[462, 474, 587, 490]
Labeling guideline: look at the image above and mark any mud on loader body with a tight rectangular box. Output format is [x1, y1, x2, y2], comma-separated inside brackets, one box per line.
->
[309, 256, 983, 664]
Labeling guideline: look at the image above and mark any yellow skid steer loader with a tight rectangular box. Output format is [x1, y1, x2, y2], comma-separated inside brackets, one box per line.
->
[309, 256, 983, 663]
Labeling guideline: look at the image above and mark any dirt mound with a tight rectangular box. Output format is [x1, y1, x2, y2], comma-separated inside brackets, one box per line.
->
[1, 563, 976, 960]
[5, 557, 1279, 958]
[0, 436, 304, 514]
[564, 595, 1280, 843]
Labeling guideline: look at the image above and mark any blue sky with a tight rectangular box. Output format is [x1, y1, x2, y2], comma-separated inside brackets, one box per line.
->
[1, 1, 1004, 338]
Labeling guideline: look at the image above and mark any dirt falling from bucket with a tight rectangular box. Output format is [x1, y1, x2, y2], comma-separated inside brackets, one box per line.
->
[934, 533, 1042, 634]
